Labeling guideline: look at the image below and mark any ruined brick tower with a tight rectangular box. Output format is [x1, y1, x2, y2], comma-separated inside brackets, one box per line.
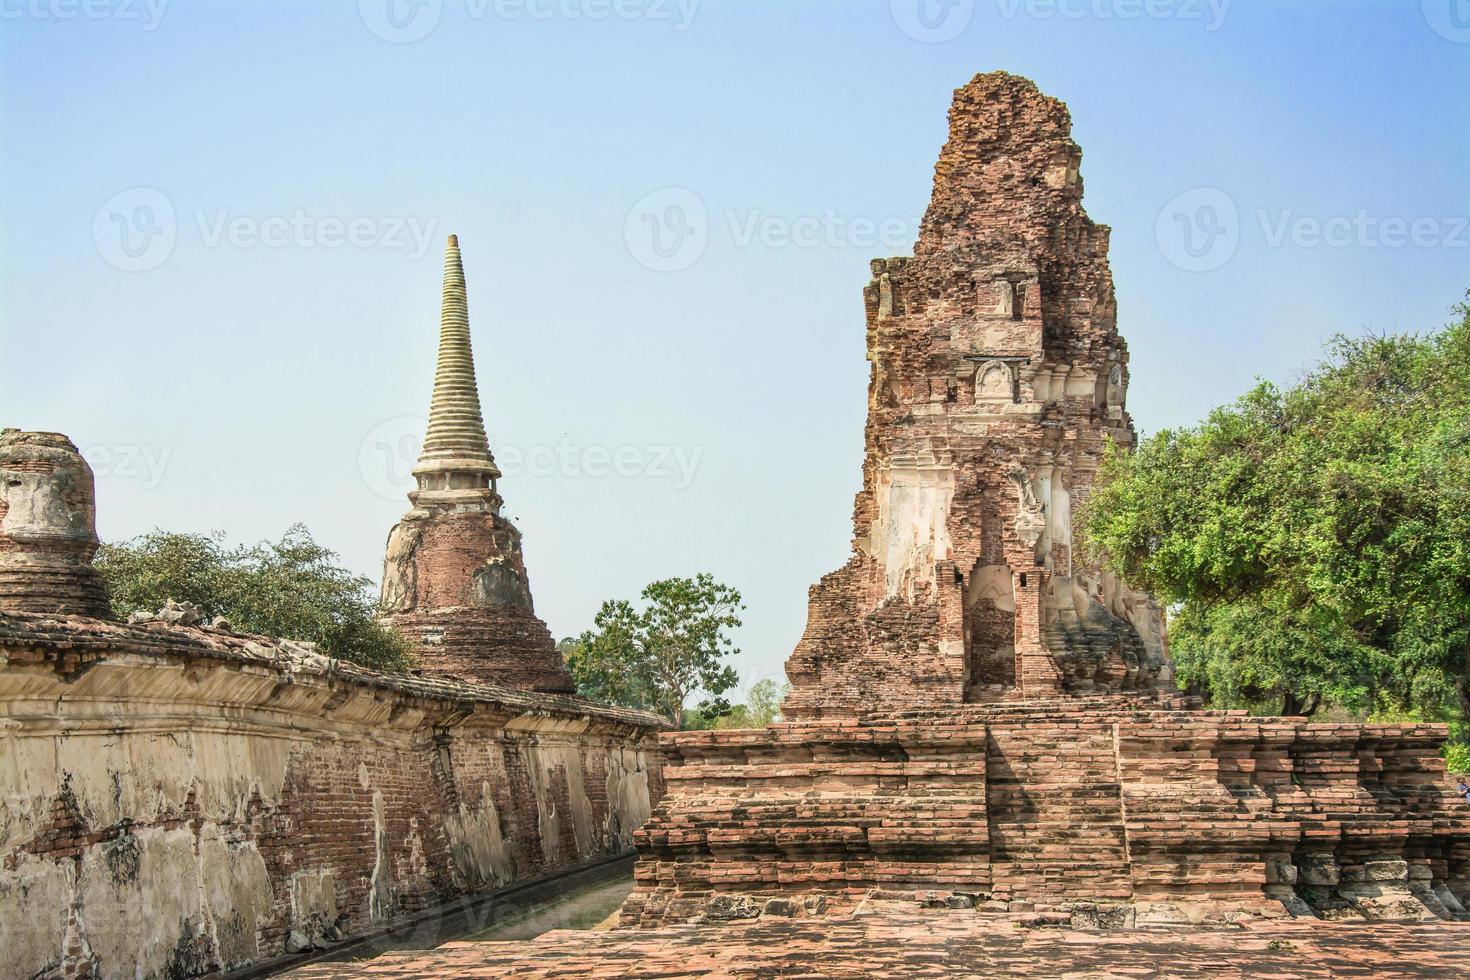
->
[783, 71, 1167, 718]
[619, 73, 1469, 930]
[380, 235, 574, 692]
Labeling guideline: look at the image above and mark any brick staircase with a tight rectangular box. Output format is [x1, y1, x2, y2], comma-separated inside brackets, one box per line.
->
[1015, 644, 1064, 698]
[985, 717, 1133, 906]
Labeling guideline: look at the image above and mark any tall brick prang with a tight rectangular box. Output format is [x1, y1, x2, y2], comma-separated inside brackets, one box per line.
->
[0, 429, 111, 618]
[380, 235, 574, 693]
[783, 72, 1168, 719]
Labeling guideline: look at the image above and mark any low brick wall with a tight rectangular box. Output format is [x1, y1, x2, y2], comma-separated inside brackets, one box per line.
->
[0, 612, 665, 980]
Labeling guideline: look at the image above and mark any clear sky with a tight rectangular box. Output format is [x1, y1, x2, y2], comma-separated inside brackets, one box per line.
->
[2, 1, 1467, 697]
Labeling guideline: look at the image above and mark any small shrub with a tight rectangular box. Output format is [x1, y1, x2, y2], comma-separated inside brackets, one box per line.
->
[1445, 741, 1470, 775]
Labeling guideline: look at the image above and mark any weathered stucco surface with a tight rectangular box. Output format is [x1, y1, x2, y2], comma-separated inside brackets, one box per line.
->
[0, 615, 664, 980]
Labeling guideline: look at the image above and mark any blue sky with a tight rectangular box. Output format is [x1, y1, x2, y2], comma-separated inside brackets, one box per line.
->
[2, 1, 1467, 696]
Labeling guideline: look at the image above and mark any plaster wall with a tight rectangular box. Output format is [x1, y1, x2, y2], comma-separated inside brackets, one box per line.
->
[0, 622, 663, 980]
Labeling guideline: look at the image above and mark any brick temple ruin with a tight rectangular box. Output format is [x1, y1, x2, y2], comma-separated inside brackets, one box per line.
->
[620, 72, 1470, 931]
[379, 234, 575, 694]
[2, 67, 1469, 980]
[0, 239, 664, 978]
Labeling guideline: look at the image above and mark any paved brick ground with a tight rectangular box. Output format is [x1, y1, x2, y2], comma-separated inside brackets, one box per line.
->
[287, 910, 1470, 978]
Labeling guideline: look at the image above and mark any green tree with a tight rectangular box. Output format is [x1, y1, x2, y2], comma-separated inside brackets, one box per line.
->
[711, 677, 790, 730]
[97, 525, 412, 673]
[1082, 297, 1470, 725]
[565, 574, 744, 728]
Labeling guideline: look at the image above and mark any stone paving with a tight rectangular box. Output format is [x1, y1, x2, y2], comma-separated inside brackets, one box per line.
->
[287, 908, 1470, 978]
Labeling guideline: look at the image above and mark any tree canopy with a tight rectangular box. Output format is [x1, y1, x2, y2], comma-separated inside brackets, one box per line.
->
[1083, 297, 1470, 729]
[563, 573, 744, 728]
[684, 677, 790, 730]
[97, 525, 412, 673]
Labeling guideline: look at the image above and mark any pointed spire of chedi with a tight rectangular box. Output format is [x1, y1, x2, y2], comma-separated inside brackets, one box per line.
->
[410, 234, 502, 514]
[380, 235, 574, 694]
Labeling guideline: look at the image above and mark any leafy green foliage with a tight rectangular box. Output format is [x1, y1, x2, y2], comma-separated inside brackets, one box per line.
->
[97, 525, 412, 673]
[1083, 296, 1470, 730]
[563, 574, 744, 728]
[681, 678, 790, 730]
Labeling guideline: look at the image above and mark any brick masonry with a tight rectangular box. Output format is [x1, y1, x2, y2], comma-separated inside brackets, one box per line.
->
[624, 701, 1470, 928]
[784, 71, 1169, 719]
[380, 235, 575, 694]
[0, 346, 660, 976]
[0, 430, 110, 619]
[282, 908, 1470, 978]
[0, 612, 666, 979]
[619, 72, 1470, 932]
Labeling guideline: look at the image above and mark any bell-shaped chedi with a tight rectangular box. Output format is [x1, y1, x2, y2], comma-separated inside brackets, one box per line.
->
[783, 72, 1169, 719]
[0, 430, 112, 618]
[380, 236, 574, 693]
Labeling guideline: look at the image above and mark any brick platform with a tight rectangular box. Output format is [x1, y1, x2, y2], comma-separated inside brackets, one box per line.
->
[622, 701, 1470, 926]
[284, 907, 1470, 978]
